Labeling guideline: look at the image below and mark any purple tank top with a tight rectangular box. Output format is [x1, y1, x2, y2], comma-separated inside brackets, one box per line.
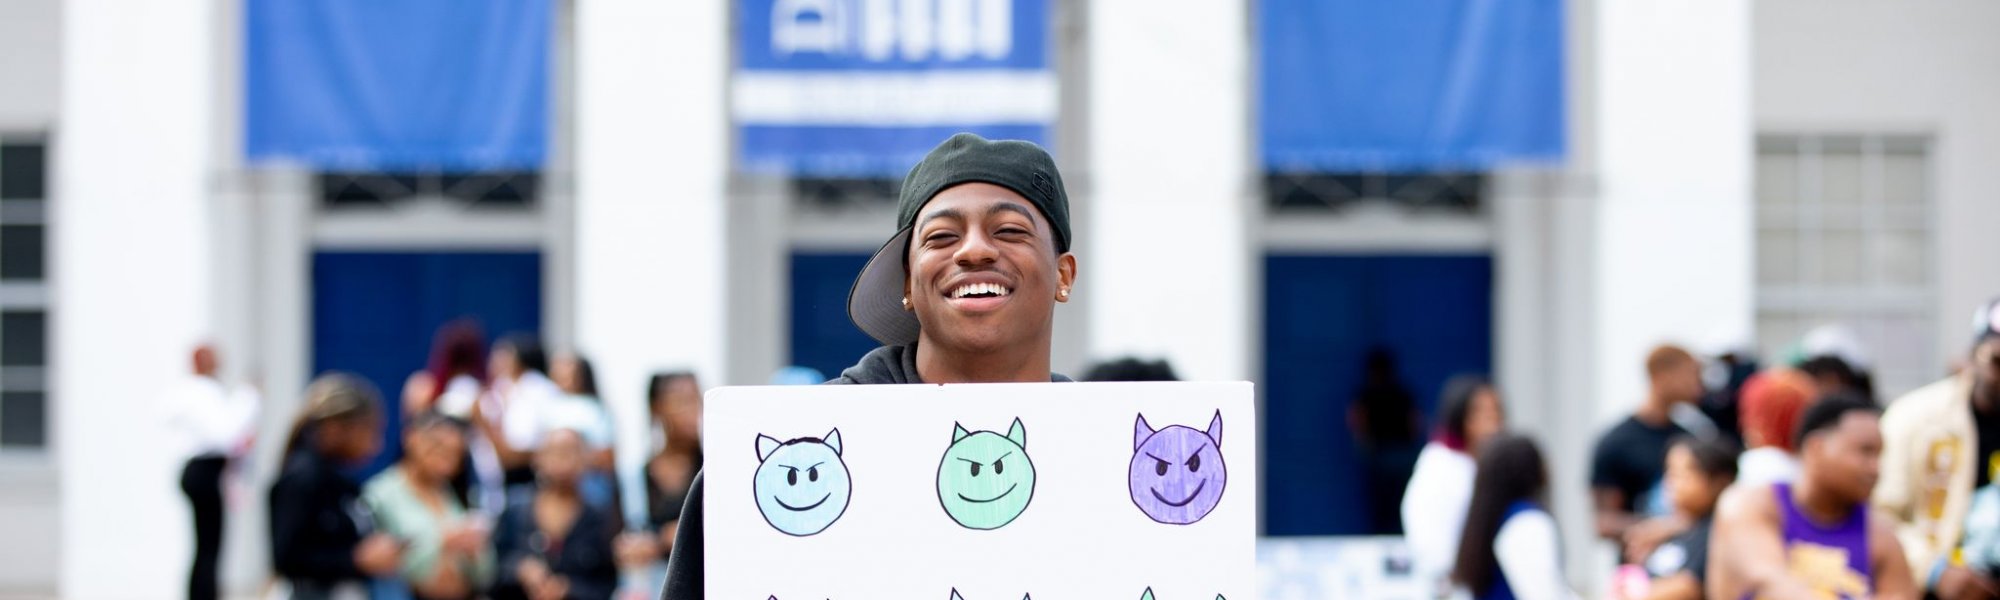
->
[1772, 483, 1872, 599]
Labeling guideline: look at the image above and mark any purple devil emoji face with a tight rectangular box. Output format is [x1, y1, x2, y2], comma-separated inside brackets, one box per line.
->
[1128, 411, 1227, 524]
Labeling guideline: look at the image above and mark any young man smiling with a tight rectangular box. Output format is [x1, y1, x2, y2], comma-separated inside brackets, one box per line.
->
[659, 133, 1080, 599]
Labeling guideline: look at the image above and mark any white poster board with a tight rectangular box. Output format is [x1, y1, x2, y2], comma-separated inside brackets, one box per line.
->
[703, 381, 1257, 599]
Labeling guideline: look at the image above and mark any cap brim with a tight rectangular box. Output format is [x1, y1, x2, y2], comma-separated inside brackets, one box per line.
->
[847, 227, 920, 347]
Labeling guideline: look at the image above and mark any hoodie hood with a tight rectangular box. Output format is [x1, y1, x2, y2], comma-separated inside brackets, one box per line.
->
[828, 343, 1072, 385]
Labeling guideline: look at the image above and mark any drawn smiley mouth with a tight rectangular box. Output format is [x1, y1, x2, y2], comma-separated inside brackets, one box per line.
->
[1150, 480, 1208, 507]
[956, 483, 1019, 504]
[775, 493, 832, 512]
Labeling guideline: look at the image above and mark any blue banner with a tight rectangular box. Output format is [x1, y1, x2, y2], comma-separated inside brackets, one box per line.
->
[1259, 0, 1566, 172]
[734, 0, 1055, 177]
[245, 0, 550, 172]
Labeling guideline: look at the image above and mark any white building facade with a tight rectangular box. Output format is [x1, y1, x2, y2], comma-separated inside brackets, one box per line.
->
[0, 0, 1995, 596]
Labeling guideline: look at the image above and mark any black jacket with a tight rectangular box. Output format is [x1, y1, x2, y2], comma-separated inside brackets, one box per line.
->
[646, 450, 703, 533]
[268, 450, 368, 586]
[493, 492, 620, 600]
[659, 343, 1070, 599]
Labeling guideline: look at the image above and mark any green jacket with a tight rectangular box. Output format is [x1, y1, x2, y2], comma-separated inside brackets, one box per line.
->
[361, 466, 497, 591]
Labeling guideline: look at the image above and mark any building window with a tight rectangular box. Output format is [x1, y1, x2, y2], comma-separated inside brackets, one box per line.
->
[1755, 134, 1936, 397]
[0, 136, 49, 449]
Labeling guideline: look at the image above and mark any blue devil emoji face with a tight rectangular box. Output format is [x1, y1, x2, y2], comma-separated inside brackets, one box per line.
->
[752, 429, 852, 536]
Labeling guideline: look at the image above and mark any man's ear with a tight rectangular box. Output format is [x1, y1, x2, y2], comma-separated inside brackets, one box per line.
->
[1055, 253, 1078, 303]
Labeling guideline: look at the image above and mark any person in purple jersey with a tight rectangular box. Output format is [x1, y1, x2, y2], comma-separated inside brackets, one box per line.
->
[1710, 395, 1916, 600]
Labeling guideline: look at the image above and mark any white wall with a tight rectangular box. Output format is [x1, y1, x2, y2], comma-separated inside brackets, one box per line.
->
[573, 0, 730, 494]
[56, 0, 217, 597]
[1753, 0, 2000, 369]
[223, 172, 317, 597]
[0, 472, 59, 594]
[1492, 169, 1609, 594]
[1592, 0, 1754, 417]
[0, 0, 62, 595]
[1520, 0, 1615, 590]
[1084, 0, 1253, 383]
[1580, 1, 1753, 590]
[0, 0, 59, 131]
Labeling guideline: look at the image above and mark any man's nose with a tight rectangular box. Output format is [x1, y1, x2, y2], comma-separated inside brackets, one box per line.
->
[954, 230, 999, 265]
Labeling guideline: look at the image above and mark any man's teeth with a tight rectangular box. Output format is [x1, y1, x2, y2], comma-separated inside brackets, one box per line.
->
[952, 283, 1012, 298]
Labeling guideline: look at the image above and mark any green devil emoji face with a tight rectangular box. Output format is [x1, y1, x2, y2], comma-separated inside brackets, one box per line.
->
[936, 418, 1036, 530]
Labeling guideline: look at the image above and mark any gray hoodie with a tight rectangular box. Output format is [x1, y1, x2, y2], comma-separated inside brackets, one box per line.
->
[828, 343, 924, 385]
[829, 343, 1075, 385]
[659, 344, 1069, 599]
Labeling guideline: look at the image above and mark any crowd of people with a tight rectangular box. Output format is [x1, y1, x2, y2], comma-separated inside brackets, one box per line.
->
[255, 331, 708, 600]
[167, 325, 710, 600]
[163, 131, 2000, 600]
[1399, 300, 2000, 600]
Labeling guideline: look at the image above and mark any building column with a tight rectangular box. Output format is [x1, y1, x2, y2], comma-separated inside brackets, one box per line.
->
[1592, 0, 1754, 415]
[573, 0, 730, 483]
[1580, 0, 1753, 587]
[1084, 0, 1254, 383]
[56, 0, 217, 597]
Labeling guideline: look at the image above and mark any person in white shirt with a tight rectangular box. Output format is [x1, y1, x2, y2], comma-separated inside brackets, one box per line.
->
[546, 352, 615, 454]
[471, 334, 563, 496]
[1402, 374, 1508, 598]
[1453, 434, 1581, 600]
[164, 345, 259, 600]
[1736, 368, 1814, 488]
[548, 351, 618, 510]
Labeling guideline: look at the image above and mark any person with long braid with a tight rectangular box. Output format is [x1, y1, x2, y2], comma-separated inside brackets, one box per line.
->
[268, 374, 404, 599]
[1452, 434, 1580, 600]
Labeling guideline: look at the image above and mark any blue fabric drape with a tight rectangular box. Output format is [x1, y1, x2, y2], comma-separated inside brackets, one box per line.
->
[733, 0, 1054, 178]
[246, 0, 550, 171]
[1259, 0, 1565, 172]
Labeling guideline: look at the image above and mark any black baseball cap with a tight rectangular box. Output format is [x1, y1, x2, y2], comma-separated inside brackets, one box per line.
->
[846, 133, 1071, 347]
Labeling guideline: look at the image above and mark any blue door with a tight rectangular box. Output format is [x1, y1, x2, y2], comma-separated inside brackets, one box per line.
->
[312, 251, 542, 474]
[789, 252, 878, 381]
[1262, 254, 1492, 535]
